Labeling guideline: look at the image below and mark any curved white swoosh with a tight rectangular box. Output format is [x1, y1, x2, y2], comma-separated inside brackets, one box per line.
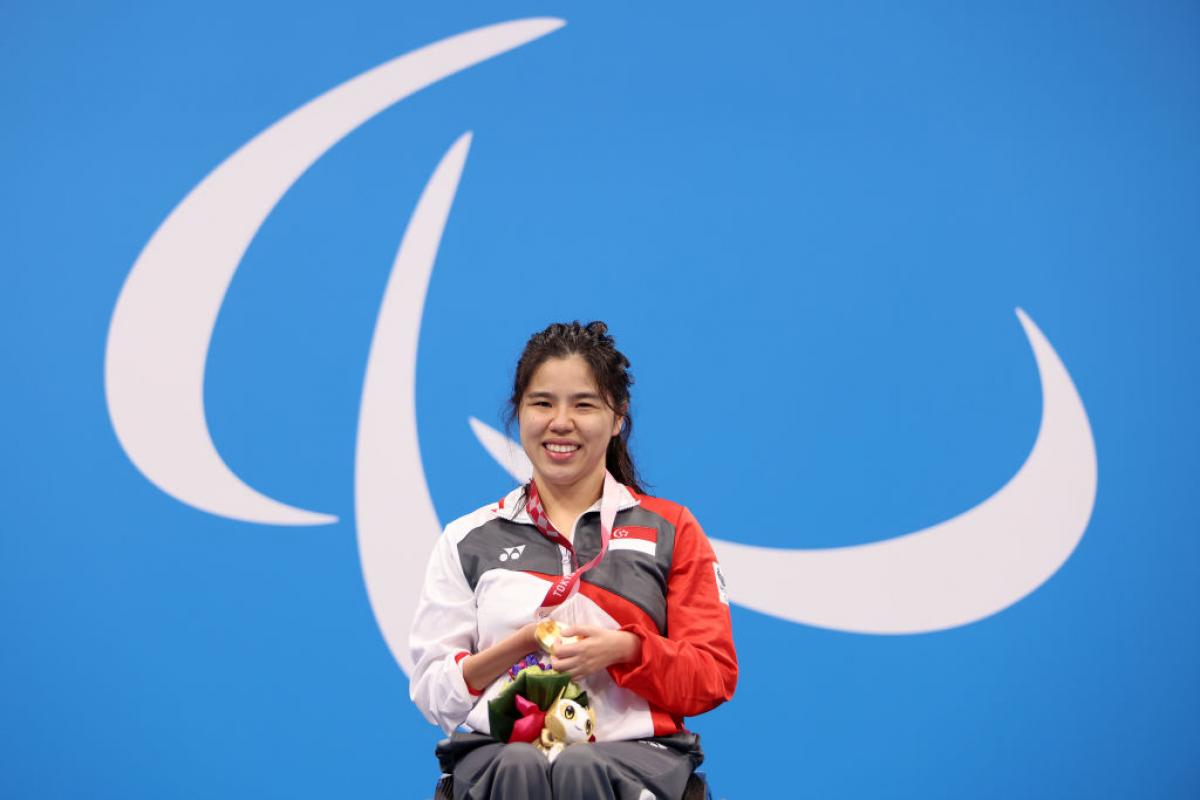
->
[472, 309, 1098, 633]
[356, 134, 473, 674]
[104, 18, 564, 524]
[470, 416, 533, 483]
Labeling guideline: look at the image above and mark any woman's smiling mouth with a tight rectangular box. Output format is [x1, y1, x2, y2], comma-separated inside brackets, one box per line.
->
[544, 442, 581, 461]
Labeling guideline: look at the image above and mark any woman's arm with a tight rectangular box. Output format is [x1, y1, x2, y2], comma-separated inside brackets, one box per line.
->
[409, 524, 488, 733]
[461, 622, 540, 692]
[603, 507, 738, 718]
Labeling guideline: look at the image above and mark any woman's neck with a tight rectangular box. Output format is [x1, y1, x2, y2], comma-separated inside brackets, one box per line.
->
[534, 472, 605, 538]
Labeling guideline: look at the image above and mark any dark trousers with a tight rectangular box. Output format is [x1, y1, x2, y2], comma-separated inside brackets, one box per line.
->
[437, 732, 703, 800]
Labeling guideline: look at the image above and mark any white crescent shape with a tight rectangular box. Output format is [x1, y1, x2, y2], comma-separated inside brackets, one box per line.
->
[355, 134, 472, 675]
[471, 309, 1098, 633]
[104, 18, 564, 525]
[470, 416, 533, 483]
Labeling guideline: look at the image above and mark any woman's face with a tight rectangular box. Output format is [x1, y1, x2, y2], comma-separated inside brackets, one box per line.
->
[519, 354, 623, 496]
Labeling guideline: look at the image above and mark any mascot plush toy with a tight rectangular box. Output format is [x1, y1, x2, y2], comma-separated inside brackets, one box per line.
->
[536, 688, 597, 762]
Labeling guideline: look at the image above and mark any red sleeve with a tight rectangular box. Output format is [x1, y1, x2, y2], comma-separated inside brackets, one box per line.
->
[606, 505, 738, 718]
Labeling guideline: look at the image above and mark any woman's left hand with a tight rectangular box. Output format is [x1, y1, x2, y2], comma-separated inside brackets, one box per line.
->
[550, 625, 641, 680]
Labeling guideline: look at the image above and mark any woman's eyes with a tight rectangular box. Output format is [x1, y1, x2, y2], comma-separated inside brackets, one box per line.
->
[528, 400, 597, 410]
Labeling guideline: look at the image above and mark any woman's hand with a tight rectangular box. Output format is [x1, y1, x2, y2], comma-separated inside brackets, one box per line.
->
[461, 621, 540, 693]
[550, 625, 641, 680]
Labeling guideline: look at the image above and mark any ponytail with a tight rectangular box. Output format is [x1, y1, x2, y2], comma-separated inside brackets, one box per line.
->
[606, 419, 641, 493]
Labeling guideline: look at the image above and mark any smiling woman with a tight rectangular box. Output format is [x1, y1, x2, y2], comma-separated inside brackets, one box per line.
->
[409, 321, 737, 799]
[512, 323, 640, 520]
[518, 356, 623, 505]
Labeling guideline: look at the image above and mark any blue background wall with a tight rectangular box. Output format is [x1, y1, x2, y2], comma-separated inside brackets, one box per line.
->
[2, 2, 1198, 797]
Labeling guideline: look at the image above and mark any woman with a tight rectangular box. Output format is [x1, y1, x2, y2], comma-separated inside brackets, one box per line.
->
[410, 321, 737, 800]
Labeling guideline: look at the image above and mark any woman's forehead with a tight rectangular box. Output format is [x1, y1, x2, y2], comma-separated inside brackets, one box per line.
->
[525, 355, 599, 393]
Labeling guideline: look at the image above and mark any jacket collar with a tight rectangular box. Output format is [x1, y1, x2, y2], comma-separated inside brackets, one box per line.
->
[493, 481, 640, 524]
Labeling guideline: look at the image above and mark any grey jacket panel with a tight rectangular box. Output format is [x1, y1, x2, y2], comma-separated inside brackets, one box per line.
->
[457, 518, 565, 591]
[455, 506, 677, 634]
[575, 506, 677, 634]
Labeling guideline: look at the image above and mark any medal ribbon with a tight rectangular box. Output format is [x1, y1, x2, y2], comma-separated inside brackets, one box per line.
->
[530, 471, 621, 617]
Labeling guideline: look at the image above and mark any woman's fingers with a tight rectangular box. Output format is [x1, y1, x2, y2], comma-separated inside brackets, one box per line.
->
[551, 654, 582, 676]
[553, 644, 609, 677]
[560, 624, 599, 639]
[550, 628, 631, 678]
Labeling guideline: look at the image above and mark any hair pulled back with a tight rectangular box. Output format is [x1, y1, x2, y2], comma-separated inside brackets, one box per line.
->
[507, 321, 643, 493]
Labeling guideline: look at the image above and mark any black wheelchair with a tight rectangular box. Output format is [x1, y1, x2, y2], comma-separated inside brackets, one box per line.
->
[433, 738, 714, 799]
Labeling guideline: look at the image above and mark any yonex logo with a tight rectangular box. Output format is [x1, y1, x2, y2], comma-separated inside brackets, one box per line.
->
[499, 545, 526, 562]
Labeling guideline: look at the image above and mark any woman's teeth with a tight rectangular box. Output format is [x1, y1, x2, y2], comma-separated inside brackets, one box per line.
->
[545, 443, 579, 453]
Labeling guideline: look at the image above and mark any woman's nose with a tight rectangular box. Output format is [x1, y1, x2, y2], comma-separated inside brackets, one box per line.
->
[549, 406, 573, 431]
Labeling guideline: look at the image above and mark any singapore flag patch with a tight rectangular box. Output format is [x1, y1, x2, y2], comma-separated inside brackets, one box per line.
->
[609, 526, 657, 556]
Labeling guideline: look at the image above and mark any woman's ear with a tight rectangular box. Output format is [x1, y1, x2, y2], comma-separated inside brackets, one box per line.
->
[612, 403, 628, 437]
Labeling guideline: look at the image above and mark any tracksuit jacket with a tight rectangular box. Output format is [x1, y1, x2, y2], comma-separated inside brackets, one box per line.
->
[409, 482, 738, 742]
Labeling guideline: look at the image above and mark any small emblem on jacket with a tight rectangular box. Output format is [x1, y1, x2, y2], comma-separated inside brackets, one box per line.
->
[713, 562, 729, 604]
[609, 526, 657, 555]
[499, 545, 526, 562]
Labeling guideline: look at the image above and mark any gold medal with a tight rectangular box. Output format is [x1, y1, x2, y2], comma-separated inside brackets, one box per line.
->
[535, 619, 578, 655]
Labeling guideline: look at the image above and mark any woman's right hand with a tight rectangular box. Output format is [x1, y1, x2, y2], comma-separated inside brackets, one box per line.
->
[461, 621, 541, 693]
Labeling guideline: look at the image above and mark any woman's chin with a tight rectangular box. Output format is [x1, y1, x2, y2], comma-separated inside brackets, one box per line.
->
[532, 461, 603, 492]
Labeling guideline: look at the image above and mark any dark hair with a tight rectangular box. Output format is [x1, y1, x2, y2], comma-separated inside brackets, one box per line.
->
[506, 321, 643, 493]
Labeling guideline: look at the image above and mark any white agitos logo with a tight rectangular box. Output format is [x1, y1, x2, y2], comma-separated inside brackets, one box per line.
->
[104, 19, 1098, 675]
